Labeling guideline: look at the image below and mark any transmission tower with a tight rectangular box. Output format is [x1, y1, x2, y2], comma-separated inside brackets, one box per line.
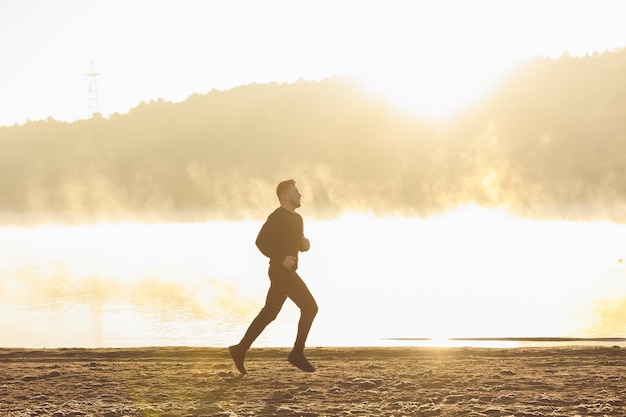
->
[85, 60, 101, 118]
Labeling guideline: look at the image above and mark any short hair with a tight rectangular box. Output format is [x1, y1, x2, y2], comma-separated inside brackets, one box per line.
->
[276, 179, 296, 199]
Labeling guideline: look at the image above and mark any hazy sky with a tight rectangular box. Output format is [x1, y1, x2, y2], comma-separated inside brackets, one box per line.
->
[1, 0, 625, 126]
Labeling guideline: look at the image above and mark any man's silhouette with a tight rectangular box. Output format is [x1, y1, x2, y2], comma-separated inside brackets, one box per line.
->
[229, 179, 318, 374]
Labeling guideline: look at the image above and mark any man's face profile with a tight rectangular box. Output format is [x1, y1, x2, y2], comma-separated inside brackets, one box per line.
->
[284, 184, 302, 209]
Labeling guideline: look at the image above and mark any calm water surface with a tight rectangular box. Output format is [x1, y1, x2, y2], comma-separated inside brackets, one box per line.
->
[1, 209, 624, 348]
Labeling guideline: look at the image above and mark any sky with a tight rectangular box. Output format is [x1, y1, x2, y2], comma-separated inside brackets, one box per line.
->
[2, 0, 626, 126]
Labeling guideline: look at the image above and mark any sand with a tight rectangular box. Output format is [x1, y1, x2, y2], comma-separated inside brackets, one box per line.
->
[0, 346, 624, 416]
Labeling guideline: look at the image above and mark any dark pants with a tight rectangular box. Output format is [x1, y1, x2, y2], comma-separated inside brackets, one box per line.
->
[239, 265, 318, 352]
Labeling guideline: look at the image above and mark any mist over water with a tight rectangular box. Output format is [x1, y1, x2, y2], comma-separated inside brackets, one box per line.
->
[2, 51, 626, 225]
[1, 208, 624, 348]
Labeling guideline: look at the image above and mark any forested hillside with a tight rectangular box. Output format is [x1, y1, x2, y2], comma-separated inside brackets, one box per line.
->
[1, 49, 625, 223]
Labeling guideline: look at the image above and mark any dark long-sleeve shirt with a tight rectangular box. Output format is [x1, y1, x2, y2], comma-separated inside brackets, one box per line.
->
[256, 207, 304, 267]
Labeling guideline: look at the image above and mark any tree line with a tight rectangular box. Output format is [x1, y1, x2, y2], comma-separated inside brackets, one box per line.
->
[1, 48, 625, 223]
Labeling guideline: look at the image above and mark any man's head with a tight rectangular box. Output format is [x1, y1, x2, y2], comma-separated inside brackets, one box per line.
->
[276, 179, 301, 211]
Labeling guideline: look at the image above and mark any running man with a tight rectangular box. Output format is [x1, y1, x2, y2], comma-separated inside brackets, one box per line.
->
[229, 179, 318, 374]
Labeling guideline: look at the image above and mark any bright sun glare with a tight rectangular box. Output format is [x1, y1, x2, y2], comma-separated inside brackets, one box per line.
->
[356, 54, 517, 118]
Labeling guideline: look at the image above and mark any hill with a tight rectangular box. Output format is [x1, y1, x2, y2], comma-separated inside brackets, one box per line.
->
[1, 49, 625, 224]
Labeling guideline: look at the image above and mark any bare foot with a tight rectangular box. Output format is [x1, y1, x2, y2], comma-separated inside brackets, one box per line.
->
[229, 345, 247, 375]
[288, 351, 315, 372]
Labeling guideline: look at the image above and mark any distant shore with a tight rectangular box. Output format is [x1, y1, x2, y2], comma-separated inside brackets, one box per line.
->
[1, 346, 624, 416]
[384, 336, 626, 343]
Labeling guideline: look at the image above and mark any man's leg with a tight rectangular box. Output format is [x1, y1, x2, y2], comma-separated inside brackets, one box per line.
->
[281, 271, 318, 372]
[230, 282, 287, 374]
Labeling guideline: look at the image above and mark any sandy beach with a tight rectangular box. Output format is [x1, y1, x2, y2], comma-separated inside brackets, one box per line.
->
[1, 346, 624, 416]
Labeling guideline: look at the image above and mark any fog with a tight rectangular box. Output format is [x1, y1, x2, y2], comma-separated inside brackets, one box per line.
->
[1, 49, 625, 224]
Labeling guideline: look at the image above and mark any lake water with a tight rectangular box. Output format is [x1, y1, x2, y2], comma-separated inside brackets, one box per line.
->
[1, 207, 625, 348]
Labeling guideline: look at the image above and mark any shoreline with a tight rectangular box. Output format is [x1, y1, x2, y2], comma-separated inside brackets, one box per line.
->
[1, 345, 624, 365]
[1, 344, 623, 357]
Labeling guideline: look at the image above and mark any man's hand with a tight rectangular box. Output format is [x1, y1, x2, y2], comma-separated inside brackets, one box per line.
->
[301, 236, 310, 252]
[282, 255, 297, 270]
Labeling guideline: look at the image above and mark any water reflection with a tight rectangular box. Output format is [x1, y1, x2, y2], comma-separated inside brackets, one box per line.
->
[1, 210, 625, 348]
[0, 272, 259, 348]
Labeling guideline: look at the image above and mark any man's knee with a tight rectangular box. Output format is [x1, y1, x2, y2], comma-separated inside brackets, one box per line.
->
[258, 306, 281, 323]
[304, 300, 318, 319]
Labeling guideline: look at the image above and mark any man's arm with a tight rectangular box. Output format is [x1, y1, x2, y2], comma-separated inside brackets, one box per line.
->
[256, 212, 292, 264]
[255, 217, 279, 259]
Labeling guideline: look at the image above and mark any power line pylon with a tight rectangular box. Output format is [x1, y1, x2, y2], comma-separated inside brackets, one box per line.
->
[85, 61, 101, 118]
